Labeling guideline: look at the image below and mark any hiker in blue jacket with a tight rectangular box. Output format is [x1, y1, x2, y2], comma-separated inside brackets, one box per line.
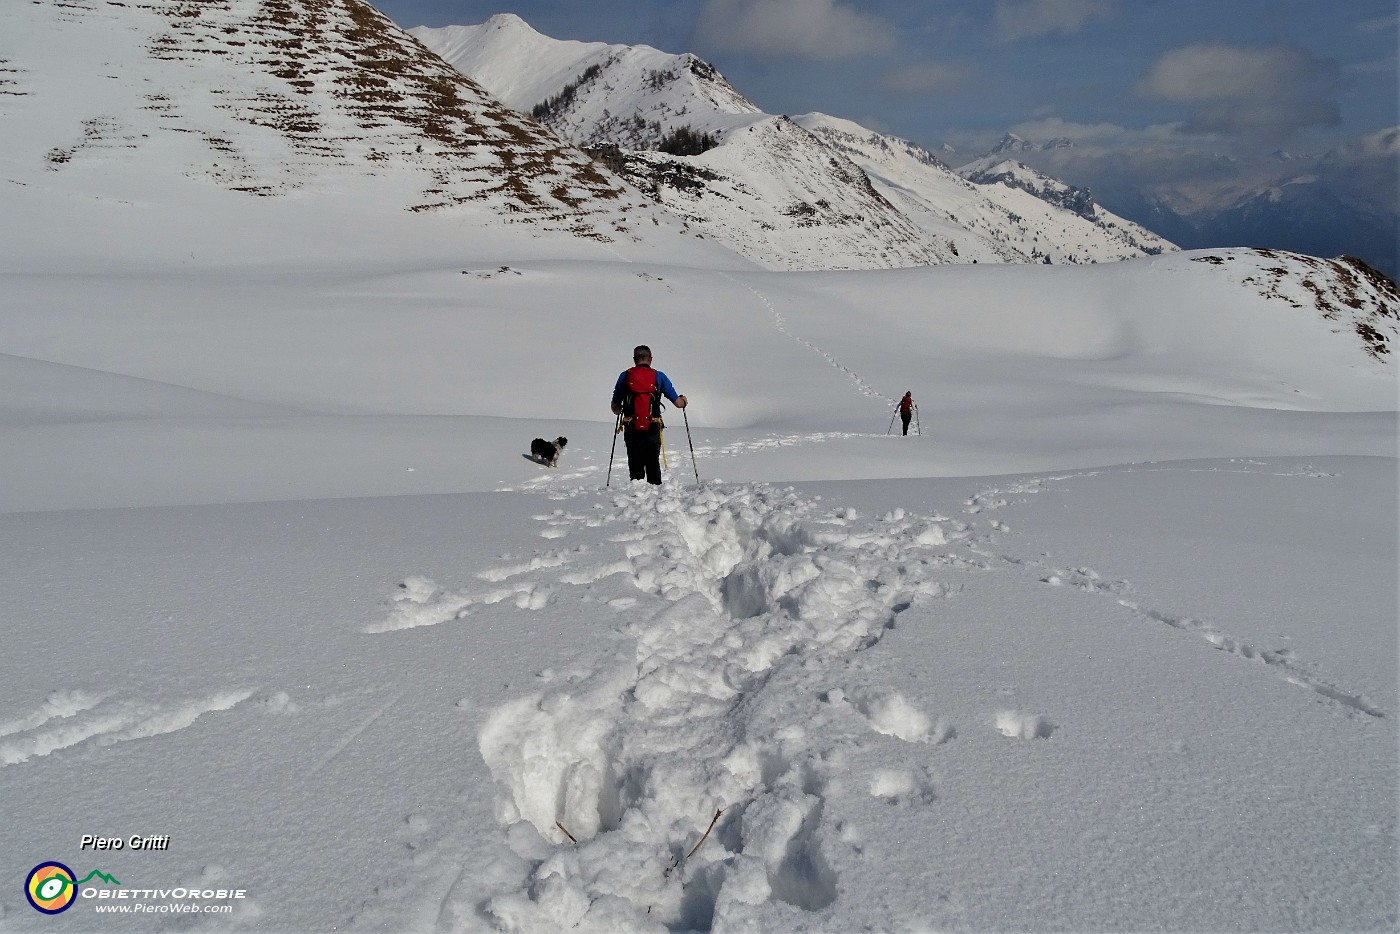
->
[610, 345, 687, 484]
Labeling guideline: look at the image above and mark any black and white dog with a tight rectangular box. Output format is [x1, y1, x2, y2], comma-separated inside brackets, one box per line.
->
[530, 436, 568, 467]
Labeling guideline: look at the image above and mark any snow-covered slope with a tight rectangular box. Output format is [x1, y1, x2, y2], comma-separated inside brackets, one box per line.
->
[1, 246, 1392, 515]
[0, 0, 742, 270]
[412, 14, 1173, 271]
[590, 115, 965, 271]
[801, 114, 1174, 265]
[1190, 248, 1399, 360]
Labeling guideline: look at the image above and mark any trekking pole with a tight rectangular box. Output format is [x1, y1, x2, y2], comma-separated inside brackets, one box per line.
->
[605, 411, 622, 488]
[915, 404, 921, 436]
[682, 408, 701, 486]
[886, 410, 897, 435]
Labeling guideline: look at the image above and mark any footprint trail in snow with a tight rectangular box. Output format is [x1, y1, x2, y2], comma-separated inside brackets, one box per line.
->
[440, 482, 960, 930]
[370, 461, 1385, 930]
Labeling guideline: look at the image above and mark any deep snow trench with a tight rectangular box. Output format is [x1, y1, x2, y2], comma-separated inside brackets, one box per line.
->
[378, 481, 963, 929]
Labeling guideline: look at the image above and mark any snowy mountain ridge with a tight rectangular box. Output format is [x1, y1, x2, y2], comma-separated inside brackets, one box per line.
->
[411, 14, 1175, 270]
[957, 156, 1097, 219]
[797, 113, 1173, 265]
[413, 14, 960, 270]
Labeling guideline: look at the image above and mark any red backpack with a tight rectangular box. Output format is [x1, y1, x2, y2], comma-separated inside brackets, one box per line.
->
[625, 366, 662, 431]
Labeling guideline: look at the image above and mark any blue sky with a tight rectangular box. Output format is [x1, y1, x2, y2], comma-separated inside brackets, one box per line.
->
[374, 0, 1396, 162]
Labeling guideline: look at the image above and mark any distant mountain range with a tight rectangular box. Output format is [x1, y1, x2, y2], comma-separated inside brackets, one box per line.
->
[412, 14, 1174, 271]
[959, 132, 1399, 279]
[409, 13, 1395, 279]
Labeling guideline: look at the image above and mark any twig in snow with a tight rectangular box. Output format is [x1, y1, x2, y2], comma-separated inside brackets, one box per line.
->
[687, 809, 723, 860]
[664, 808, 724, 879]
[555, 821, 577, 844]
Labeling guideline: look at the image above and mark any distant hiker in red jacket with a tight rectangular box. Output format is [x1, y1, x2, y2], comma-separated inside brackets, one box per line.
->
[897, 391, 914, 436]
[610, 345, 687, 484]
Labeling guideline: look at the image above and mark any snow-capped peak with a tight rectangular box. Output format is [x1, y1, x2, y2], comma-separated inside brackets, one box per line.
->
[409, 19, 759, 148]
[991, 132, 1029, 153]
[989, 132, 1075, 155]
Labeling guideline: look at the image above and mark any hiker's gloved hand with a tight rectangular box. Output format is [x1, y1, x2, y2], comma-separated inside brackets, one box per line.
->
[675, 395, 688, 409]
[611, 403, 622, 415]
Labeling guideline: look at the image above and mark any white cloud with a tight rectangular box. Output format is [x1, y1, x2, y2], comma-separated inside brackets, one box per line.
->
[879, 61, 975, 95]
[1139, 42, 1343, 143]
[694, 0, 898, 61]
[993, 0, 1115, 41]
[1007, 116, 1165, 145]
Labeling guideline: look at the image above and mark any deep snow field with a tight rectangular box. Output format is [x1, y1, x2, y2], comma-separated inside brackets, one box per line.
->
[2, 179, 1398, 932]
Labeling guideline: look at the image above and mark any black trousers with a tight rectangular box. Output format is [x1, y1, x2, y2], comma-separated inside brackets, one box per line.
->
[900, 411, 912, 435]
[624, 426, 664, 484]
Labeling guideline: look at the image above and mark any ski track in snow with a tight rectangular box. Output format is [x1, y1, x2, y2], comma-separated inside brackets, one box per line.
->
[693, 432, 872, 459]
[720, 272, 892, 405]
[308, 690, 405, 776]
[358, 460, 1384, 929]
[962, 467, 1388, 721]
